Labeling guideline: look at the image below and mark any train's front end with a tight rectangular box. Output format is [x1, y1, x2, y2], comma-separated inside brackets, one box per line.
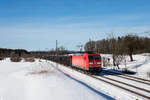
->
[87, 53, 102, 73]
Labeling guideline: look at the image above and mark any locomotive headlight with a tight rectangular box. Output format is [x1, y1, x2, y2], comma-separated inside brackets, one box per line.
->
[89, 62, 93, 64]
[97, 62, 101, 64]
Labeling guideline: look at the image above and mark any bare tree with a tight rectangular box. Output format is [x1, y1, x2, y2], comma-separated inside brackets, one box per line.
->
[84, 33, 150, 68]
[96, 39, 111, 53]
[57, 46, 68, 55]
[107, 33, 126, 69]
[123, 35, 142, 61]
[84, 39, 96, 52]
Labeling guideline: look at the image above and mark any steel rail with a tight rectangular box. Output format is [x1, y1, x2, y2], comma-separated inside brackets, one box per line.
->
[103, 70, 150, 85]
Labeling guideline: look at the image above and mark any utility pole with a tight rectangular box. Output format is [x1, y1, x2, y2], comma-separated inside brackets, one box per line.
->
[56, 40, 58, 55]
[56, 40, 58, 68]
[76, 43, 83, 52]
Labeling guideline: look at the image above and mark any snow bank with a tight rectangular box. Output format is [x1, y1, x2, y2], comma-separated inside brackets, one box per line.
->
[0, 58, 110, 100]
[101, 53, 150, 79]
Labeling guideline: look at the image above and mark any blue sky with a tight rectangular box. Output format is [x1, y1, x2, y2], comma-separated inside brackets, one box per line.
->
[0, 0, 150, 51]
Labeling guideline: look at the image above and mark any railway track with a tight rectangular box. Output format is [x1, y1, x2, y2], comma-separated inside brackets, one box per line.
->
[103, 70, 150, 83]
[90, 75, 150, 100]
[44, 58, 150, 100]
[102, 70, 150, 85]
[62, 67, 150, 99]
[97, 75, 150, 93]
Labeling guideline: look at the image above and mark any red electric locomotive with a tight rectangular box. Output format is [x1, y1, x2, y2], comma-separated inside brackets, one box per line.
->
[72, 53, 102, 73]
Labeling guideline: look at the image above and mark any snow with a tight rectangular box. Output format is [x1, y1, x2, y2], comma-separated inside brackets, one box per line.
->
[101, 53, 150, 79]
[101, 73, 150, 92]
[0, 58, 110, 100]
[50, 53, 150, 100]
[56, 61, 141, 100]
[0, 54, 150, 100]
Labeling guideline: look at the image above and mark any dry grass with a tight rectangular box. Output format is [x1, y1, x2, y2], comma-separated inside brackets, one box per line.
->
[30, 70, 49, 74]
[102, 57, 110, 67]
[122, 68, 135, 74]
[24, 57, 35, 62]
[29, 70, 55, 76]
[0, 57, 4, 60]
[147, 72, 150, 78]
[10, 57, 22, 62]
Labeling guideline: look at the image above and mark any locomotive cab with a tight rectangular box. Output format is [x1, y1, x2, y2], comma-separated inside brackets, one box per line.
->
[87, 54, 102, 73]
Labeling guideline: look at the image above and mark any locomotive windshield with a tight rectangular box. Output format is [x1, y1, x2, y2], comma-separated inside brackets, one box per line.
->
[88, 56, 100, 61]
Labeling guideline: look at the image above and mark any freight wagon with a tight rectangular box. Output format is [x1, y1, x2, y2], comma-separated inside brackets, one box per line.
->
[43, 52, 102, 73]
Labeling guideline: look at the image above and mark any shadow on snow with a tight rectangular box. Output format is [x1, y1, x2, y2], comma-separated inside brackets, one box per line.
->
[98, 68, 136, 76]
[61, 70, 115, 100]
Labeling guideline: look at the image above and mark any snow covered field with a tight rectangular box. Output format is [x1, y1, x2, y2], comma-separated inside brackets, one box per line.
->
[101, 53, 150, 79]
[0, 54, 150, 100]
[0, 58, 112, 100]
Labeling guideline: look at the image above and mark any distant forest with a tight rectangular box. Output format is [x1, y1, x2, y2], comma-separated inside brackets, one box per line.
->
[0, 48, 68, 58]
[0, 48, 29, 58]
[84, 34, 150, 61]
[85, 34, 150, 54]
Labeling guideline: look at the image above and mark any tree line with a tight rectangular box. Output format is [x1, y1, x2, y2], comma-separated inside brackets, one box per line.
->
[0, 48, 29, 58]
[84, 34, 150, 63]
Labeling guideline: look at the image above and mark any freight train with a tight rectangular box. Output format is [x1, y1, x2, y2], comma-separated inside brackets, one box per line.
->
[43, 52, 102, 73]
